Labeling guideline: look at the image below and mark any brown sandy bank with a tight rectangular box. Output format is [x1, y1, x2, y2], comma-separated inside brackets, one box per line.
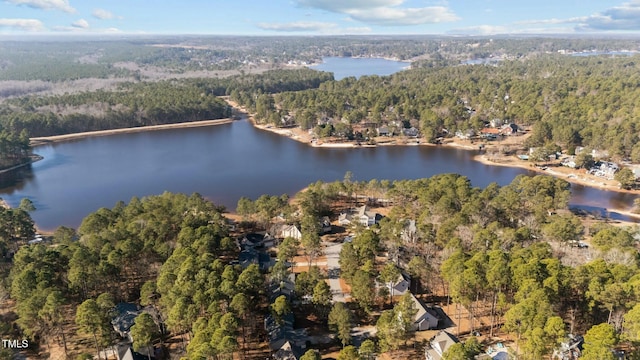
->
[30, 118, 234, 146]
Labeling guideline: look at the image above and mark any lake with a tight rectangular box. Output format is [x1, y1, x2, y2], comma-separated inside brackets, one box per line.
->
[309, 57, 409, 80]
[0, 118, 637, 230]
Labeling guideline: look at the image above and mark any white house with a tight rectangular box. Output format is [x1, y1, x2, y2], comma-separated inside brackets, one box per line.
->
[355, 205, 379, 226]
[410, 293, 439, 331]
[338, 205, 380, 227]
[425, 331, 459, 360]
[338, 213, 351, 226]
[281, 225, 302, 240]
[389, 273, 410, 296]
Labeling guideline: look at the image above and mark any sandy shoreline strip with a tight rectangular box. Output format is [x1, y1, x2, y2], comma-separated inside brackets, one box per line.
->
[30, 118, 234, 146]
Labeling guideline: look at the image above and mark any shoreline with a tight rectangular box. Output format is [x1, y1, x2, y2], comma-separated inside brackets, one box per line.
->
[29, 118, 235, 146]
[473, 154, 640, 195]
[0, 154, 44, 175]
[222, 98, 640, 204]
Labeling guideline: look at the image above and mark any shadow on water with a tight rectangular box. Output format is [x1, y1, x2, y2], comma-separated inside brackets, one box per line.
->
[571, 205, 637, 223]
[0, 164, 34, 194]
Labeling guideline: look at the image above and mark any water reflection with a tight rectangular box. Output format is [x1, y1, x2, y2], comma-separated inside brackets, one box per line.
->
[0, 118, 637, 230]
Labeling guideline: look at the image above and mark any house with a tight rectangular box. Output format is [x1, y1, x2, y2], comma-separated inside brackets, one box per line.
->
[280, 225, 302, 240]
[239, 248, 259, 269]
[241, 233, 264, 248]
[338, 212, 351, 226]
[411, 293, 440, 331]
[269, 273, 296, 301]
[455, 129, 475, 140]
[480, 128, 500, 139]
[388, 273, 410, 296]
[401, 220, 418, 243]
[403, 127, 419, 137]
[263, 233, 277, 249]
[112, 303, 141, 341]
[489, 118, 504, 128]
[265, 224, 302, 240]
[377, 126, 391, 136]
[500, 123, 519, 135]
[339, 205, 381, 227]
[425, 331, 459, 360]
[117, 346, 153, 360]
[561, 156, 577, 169]
[552, 334, 583, 360]
[265, 313, 307, 353]
[588, 161, 619, 180]
[355, 205, 381, 226]
[273, 341, 301, 360]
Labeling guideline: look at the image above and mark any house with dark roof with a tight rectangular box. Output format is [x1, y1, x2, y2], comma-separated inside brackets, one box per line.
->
[388, 273, 410, 296]
[112, 303, 141, 341]
[377, 126, 391, 136]
[403, 127, 419, 137]
[239, 248, 259, 269]
[117, 345, 155, 360]
[265, 313, 307, 353]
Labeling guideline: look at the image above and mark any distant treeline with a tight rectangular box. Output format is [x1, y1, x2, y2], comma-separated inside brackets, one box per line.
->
[251, 54, 640, 160]
[3, 37, 639, 79]
[0, 68, 332, 137]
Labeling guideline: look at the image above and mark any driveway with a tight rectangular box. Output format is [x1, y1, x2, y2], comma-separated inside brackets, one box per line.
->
[323, 241, 351, 302]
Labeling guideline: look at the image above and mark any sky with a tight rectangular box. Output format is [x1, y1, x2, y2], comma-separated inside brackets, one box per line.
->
[1, 0, 640, 36]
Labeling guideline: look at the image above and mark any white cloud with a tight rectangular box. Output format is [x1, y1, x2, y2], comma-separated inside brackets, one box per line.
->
[516, 1, 640, 32]
[342, 26, 372, 34]
[53, 25, 121, 33]
[257, 21, 371, 34]
[6, 0, 75, 13]
[92, 8, 114, 20]
[448, 25, 507, 35]
[579, 1, 640, 31]
[296, 0, 404, 12]
[0, 18, 45, 31]
[515, 17, 585, 26]
[348, 6, 459, 26]
[71, 18, 89, 29]
[257, 21, 337, 32]
[294, 0, 459, 26]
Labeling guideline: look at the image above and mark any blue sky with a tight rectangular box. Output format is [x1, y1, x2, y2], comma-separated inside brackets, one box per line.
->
[1, 0, 640, 35]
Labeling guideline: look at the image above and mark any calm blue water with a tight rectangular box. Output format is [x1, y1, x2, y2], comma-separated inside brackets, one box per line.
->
[309, 57, 409, 80]
[0, 56, 637, 229]
[0, 118, 637, 230]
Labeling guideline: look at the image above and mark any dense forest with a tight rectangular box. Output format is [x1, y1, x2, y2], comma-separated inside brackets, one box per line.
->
[2, 37, 640, 156]
[0, 68, 332, 137]
[0, 127, 30, 170]
[2, 174, 640, 359]
[225, 54, 640, 161]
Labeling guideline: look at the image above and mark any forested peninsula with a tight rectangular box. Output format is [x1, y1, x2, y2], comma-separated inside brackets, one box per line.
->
[2, 174, 640, 359]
